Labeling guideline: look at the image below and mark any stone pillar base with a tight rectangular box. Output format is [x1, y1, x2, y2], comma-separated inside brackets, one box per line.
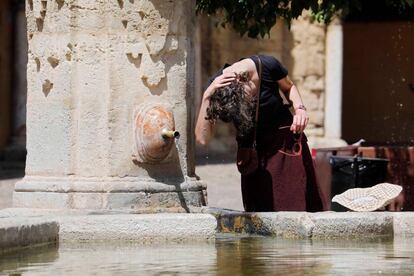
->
[13, 176, 207, 213]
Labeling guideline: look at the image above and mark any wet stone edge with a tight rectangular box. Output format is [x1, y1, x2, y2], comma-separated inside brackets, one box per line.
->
[202, 207, 411, 239]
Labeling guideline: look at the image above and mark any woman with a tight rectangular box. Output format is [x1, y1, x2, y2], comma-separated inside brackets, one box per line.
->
[195, 55, 324, 212]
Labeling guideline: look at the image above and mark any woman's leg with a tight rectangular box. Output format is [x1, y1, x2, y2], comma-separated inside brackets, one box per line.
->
[241, 167, 274, 212]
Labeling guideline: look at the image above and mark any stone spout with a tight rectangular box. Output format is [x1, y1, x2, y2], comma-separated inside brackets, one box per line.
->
[133, 103, 177, 163]
[161, 129, 180, 139]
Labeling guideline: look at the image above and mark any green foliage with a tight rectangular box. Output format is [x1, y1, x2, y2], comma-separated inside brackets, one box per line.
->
[196, 0, 414, 38]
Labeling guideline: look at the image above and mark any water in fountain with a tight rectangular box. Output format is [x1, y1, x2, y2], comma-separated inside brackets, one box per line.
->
[3, 236, 414, 274]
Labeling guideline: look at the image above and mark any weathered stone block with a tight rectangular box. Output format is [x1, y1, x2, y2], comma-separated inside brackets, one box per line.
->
[70, 193, 105, 209]
[0, 209, 216, 243]
[107, 191, 206, 212]
[258, 212, 314, 238]
[211, 210, 314, 238]
[291, 46, 325, 76]
[305, 127, 324, 137]
[0, 218, 59, 253]
[209, 209, 400, 240]
[301, 89, 324, 111]
[25, 103, 73, 176]
[303, 75, 325, 91]
[308, 110, 325, 126]
[392, 212, 414, 236]
[58, 213, 216, 241]
[13, 191, 71, 208]
[311, 212, 394, 239]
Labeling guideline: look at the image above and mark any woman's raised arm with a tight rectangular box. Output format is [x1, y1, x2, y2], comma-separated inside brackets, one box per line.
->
[278, 76, 309, 134]
[195, 72, 236, 145]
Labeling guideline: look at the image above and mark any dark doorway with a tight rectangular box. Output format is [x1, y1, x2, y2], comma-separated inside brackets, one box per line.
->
[0, 0, 26, 178]
[342, 20, 414, 145]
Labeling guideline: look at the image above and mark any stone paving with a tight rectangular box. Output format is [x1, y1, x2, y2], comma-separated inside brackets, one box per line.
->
[0, 178, 17, 210]
[196, 163, 243, 211]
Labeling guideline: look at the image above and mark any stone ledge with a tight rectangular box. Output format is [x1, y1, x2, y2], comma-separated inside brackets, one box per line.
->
[311, 212, 393, 239]
[392, 212, 414, 236]
[58, 213, 217, 242]
[0, 218, 59, 254]
[0, 208, 217, 248]
[204, 208, 414, 239]
[1, 208, 414, 253]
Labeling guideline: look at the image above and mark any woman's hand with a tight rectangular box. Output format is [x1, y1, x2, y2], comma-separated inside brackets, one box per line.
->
[278, 77, 308, 134]
[290, 108, 309, 133]
[204, 72, 236, 99]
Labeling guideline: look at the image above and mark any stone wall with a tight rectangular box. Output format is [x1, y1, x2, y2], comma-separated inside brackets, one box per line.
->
[289, 15, 326, 142]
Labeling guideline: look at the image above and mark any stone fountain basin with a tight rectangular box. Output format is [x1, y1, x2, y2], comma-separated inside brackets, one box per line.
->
[1, 208, 414, 253]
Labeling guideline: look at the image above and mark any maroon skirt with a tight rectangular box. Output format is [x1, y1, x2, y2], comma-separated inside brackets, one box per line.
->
[240, 109, 325, 212]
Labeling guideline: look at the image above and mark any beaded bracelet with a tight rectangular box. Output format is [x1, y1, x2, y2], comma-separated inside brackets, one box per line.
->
[295, 104, 307, 111]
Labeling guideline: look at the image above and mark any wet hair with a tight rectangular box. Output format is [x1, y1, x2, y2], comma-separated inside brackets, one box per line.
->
[205, 72, 256, 137]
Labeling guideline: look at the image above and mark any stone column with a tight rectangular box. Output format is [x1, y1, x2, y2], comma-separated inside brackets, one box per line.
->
[324, 18, 347, 146]
[14, 0, 206, 212]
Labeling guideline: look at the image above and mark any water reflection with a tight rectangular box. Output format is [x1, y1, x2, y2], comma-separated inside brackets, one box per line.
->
[215, 236, 331, 275]
[0, 243, 59, 273]
[0, 241, 216, 275]
[1, 236, 414, 275]
[214, 236, 414, 275]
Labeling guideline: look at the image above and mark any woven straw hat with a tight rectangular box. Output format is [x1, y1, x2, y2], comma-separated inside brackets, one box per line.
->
[332, 183, 402, 212]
